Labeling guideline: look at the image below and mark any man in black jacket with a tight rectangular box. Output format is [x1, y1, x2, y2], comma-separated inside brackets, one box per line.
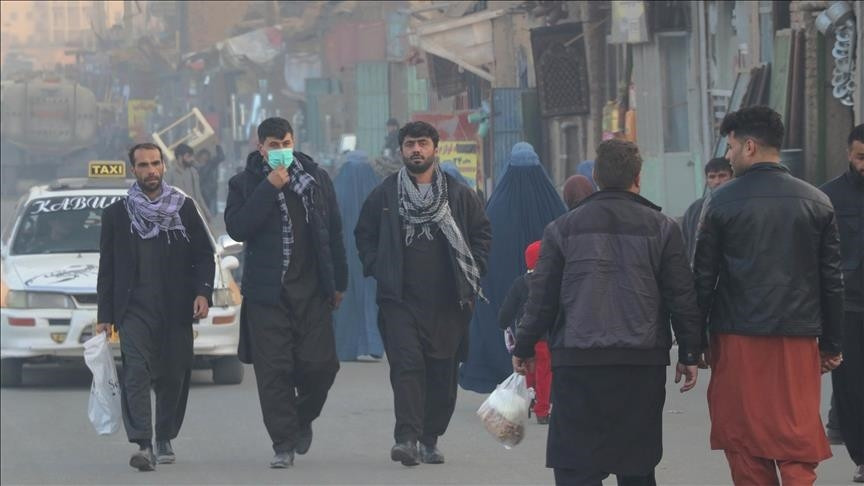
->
[355, 121, 491, 466]
[820, 123, 864, 483]
[97, 142, 215, 471]
[513, 139, 702, 486]
[680, 157, 732, 265]
[694, 106, 844, 485]
[224, 117, 347, 469]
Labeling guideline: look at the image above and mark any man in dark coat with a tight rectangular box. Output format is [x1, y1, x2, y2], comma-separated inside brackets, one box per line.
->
[680, 157, 732, 264]
[97, 142, 215, 471]
[224, 117, 347, 469]
[355, 121, 491, 466]
[694, 106, 844, 485]
[820, 123, 864, 483]
[513, 139, 703, 486]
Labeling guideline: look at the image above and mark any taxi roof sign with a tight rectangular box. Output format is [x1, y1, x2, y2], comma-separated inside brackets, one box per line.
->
[88, 161, 126, 178]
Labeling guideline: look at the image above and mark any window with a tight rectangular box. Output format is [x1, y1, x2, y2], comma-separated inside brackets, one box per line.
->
[658, 34, 690, 153]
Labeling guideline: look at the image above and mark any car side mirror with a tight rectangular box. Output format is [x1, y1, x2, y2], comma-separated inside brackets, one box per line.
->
[220, 255, 240, 271]
[218, 234, 243, 255]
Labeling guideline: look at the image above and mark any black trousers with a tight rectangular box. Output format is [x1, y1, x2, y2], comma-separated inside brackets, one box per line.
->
[245, 291, 340, 453]
[119, 312, 191, 444]
[832, 311, 864, 465]
[379, 308, 460, 445]
[554, 468, 657, 486]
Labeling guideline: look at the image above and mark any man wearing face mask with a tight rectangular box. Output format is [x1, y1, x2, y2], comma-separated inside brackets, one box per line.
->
[224, 117, 347, 469]
[355, 121, 491, 466]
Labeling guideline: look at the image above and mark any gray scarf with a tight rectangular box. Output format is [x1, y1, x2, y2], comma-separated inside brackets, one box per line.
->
[397, 165, 483, 301]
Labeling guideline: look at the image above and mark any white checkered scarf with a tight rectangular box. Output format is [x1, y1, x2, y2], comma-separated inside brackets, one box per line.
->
[397, 165, 483, 300]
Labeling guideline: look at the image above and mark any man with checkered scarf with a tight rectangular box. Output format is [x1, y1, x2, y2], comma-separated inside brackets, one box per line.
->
[356, 121, 492, 466]
[225, 117, 348, 469]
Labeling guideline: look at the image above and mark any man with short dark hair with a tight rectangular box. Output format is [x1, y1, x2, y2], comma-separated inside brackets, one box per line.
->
[355, 121, 491, 466]
[166, 143, 212, 222]
[514, 139, 703, 486]
[820, 123, 864, 483]
[384, 117, 400, 157]
[97, 142, 215, 471]
[695, 106, 844, 485]
[681, 158, 733, 264]
[225, 117, 347, 468]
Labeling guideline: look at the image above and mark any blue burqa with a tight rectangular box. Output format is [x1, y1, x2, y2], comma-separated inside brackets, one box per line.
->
[332, 151, 384, 360]
[440, 161, 470, 186]
[459, 142, 567, 392]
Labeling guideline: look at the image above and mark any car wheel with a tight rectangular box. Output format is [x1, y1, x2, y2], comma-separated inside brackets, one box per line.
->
[1, 359, 23, 387]
[212, 356, 244, 385]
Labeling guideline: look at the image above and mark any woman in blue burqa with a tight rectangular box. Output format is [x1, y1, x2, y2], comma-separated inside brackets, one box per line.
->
[332, 151, 384, 361]
[459, 142, 567, 392]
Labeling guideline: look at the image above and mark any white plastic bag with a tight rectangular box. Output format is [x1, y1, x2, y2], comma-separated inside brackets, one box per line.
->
[477, 372, 534, 448]
[83, 332, 122, 435]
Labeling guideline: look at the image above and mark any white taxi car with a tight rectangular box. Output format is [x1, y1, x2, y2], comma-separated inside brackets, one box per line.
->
[1, 166, 245, 386]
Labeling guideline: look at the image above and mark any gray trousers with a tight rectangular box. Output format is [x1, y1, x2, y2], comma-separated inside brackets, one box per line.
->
[119, 310, 192, 445]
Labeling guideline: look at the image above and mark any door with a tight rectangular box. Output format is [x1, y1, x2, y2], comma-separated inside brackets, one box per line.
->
[658, 32, 702, 217]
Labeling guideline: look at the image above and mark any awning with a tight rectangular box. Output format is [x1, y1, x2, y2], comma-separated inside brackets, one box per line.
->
[407, 8, 510, 83]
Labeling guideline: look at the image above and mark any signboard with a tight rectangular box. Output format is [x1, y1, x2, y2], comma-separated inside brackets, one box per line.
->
[127, 99, 157, 141]
[88, 161, 126, 178]
[438, 141, 479, 189]
[610, 1, 650, 45]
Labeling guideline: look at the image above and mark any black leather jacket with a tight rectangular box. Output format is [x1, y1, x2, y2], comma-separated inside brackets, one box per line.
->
[693, 163, 845, 353]
[820, 164, 864, 312]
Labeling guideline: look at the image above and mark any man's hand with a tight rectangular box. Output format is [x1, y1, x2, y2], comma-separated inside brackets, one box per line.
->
[512, 356, 535, 376]
[675, 363, 698, 393]
[331, 291, 344, 310]
[193, 296, 209, 319]
[266, 166, 290, 189]
[820, 352, 843, 374]
[94, 323, 111, 334]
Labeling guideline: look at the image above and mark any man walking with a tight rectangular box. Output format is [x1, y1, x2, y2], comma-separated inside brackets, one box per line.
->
[355, 121, 491, 466]
[680, 157, 732, 263]
[513, 139, 702, 486]
[166, 143, 212, 223]
[225, 117, 347, 468]
[694, 106, 844, 485]
[97, 142, 215, 471]
[820, 123, 864, 483]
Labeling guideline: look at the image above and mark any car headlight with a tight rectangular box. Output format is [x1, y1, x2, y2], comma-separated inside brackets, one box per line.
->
[211, 288, 237, 307]
[4, 291, 74, 309]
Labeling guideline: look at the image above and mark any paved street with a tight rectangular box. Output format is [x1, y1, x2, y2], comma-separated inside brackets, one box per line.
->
[0, 353, 853, 485]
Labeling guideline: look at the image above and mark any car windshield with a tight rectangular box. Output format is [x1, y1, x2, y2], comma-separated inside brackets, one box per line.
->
[10, 195, 124, 255]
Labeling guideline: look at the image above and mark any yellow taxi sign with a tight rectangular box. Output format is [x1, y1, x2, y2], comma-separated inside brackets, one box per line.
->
[88, 161, 126, 178]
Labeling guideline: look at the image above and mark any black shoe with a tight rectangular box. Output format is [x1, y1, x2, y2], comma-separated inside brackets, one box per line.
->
[155, 440, 175, 464]
[419, 443, 445, 464]
[129, 447, 156, 472]
[270, 451, 294, 469]
[854, 464, 864, 483]
[295, 424, 313, 455]
[390, 441, 419, 466]
[536, 415, 550, 425]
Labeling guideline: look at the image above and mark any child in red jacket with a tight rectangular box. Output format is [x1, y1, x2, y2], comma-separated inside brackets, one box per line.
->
[498, 241, 551, 424]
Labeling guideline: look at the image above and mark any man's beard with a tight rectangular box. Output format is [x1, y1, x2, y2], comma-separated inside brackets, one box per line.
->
[138, 175, 162, 193]
[403, 154, 437, 174]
